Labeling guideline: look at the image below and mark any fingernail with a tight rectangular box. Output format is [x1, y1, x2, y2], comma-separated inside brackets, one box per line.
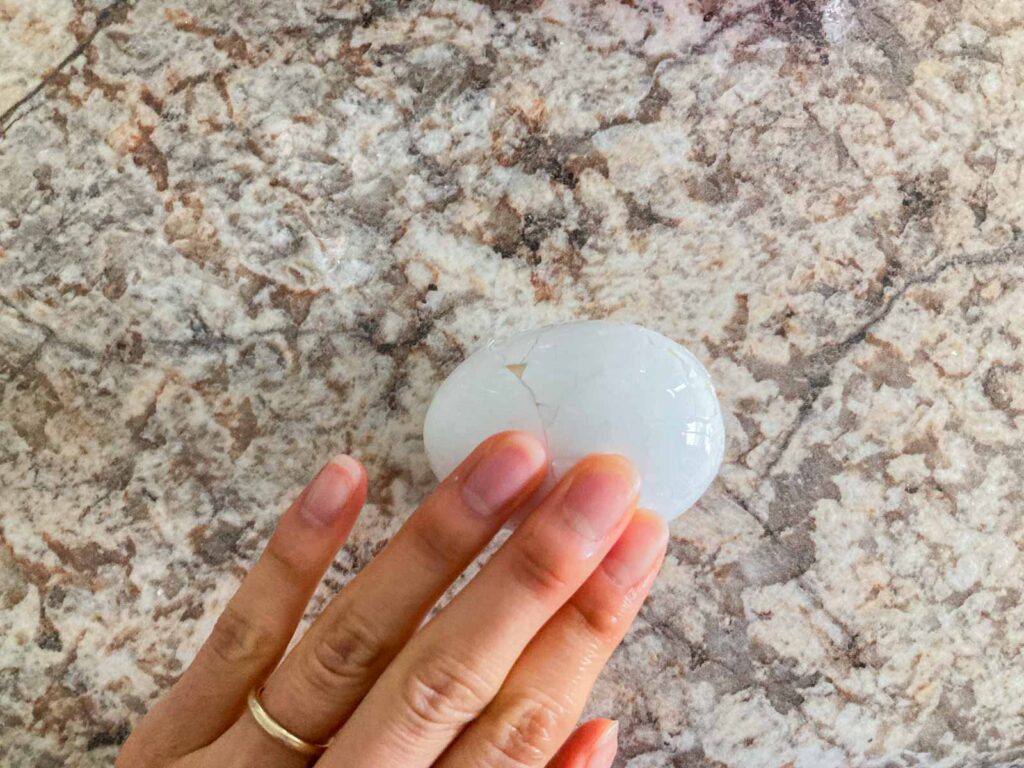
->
[562, 463, 638, 545]
[461, 436, 546, 516]
[301, 455, 361, 526]
[601, 512, 668, 587]
[588, 721, 619, 768]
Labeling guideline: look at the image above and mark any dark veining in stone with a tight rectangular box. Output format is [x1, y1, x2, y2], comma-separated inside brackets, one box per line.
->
[3, 0, 1024, 765]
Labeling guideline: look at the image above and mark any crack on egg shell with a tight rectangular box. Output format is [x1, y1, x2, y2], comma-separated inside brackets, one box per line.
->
[428, 321, 725, 519]
[505, 363, 528, 379]
[497, 335, 551, 462]
[536, 368, 582, 440]
[498, 325, 575, 476]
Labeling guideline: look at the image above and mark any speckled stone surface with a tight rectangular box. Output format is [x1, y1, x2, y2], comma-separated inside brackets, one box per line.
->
[2, 1, 1023, 766]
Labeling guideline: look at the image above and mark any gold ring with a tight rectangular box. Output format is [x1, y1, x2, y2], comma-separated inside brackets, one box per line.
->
[247, 687, 329, 757]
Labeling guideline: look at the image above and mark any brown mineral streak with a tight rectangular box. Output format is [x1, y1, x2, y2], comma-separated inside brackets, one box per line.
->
[2, 0, 1023, 765]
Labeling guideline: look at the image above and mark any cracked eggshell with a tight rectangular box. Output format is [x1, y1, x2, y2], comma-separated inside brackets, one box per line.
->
[423, 320, 725, 521]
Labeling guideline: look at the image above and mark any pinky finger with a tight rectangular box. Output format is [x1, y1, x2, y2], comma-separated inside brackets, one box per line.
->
[548, 719, 619, 768]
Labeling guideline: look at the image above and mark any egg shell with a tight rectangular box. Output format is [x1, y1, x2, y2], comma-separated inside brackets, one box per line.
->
[423, 320, 725, 521]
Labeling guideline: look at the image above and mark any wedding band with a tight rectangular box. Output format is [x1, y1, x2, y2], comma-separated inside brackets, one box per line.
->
[247, 688, 329, 757]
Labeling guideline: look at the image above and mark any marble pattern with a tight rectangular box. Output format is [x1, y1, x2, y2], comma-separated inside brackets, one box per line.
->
[2, 0, 1023, 765]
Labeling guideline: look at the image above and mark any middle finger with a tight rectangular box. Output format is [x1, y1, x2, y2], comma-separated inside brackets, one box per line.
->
[320, 454, 639, 768]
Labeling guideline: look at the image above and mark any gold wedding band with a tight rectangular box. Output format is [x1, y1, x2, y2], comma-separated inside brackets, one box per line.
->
[247, 688, 329, 757]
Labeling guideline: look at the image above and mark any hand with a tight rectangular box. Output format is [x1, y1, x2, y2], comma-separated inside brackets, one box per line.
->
[118, 432, 668, 768]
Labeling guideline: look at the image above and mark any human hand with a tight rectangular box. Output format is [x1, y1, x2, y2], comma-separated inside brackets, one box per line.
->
[118, 432, 668, 768]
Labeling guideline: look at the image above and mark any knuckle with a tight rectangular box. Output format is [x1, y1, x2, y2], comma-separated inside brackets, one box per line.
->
[408, 512, 460, 570]
[400, 650, 492, 735]
[483, 692, 566, 768]
[263, 537, 311, 585]
[205, 605, 275, 668]
[510, 540, 572, 600]
[306, 611, 386, 693]
[567, 596, 623, 638]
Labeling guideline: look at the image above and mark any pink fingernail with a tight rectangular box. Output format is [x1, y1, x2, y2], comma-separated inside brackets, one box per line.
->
[461, 436, 546, 516]
[601, 513, 668, 587]
[587, 721, 619, 768]
[562, 465, 638, 545]
[301, 455, 361, 526]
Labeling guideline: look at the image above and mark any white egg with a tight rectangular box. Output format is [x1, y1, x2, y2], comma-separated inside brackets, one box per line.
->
[423, 320, 725, 521]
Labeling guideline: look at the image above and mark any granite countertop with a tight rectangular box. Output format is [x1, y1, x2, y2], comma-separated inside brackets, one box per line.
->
[2, 1, 1023, 766]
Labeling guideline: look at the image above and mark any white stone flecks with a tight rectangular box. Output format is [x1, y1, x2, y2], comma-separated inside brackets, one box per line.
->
[3, 1, 1024, 766]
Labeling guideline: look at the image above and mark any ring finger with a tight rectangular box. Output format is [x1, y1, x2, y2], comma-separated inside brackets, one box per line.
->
[120, 454, 367, 766]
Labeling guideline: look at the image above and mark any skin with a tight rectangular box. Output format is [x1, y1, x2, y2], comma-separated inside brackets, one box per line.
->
[119, 431, 669, 768]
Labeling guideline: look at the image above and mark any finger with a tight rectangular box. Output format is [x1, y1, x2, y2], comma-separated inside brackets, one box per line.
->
[439, 511, 666, 768]
[220, 431, 547, 763]
[121, 455, 366, 764]
[319, 454, 639, 768]
[547, 720, 619, 768]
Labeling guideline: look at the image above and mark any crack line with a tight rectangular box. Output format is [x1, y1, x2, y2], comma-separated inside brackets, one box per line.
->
[713, 235, 1024, 656]
[761, 234, 1024, 479]
[0, 0, 132, 139]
